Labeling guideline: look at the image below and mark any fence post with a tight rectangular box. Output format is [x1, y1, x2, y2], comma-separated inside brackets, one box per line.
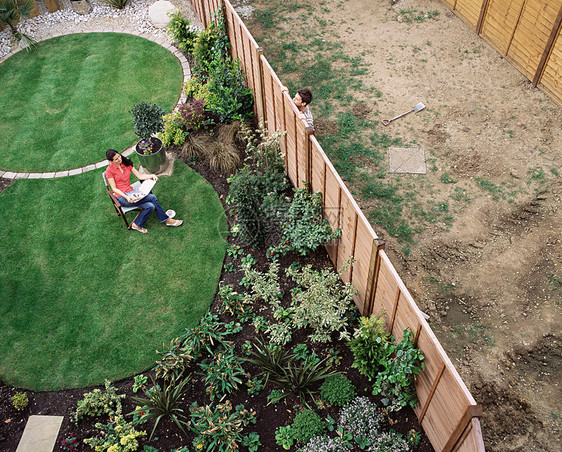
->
[255, 48, 266, 124]
[304, 126, 314, 189]
[442, 404, 483, 452]
[363, 238, 385, 316]
[532, 6, 562, 86]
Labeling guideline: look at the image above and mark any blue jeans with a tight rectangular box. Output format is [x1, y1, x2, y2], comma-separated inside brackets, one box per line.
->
[117, 193, 170, 228]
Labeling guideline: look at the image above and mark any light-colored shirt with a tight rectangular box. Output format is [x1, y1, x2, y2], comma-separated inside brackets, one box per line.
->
[302, 106, 314, 127]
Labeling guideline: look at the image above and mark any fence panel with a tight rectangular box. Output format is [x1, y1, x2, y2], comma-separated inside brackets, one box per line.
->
[507, 0, 562, 79]
[452, 0, 481, 29]
[480, 0, 526, 54]
[539, 28, 562, 105]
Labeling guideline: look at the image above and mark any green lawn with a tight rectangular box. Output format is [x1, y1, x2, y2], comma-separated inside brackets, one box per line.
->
[0, 160, 228, 390]
[0, 33, 183, 173]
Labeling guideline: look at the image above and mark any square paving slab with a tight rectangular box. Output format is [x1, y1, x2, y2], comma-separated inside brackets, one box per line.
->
[388, 146, 426, 174]
[16, 415, 63, 452]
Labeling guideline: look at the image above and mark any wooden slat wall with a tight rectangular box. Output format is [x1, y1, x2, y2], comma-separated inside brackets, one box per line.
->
[539, 26, 562, 105]
[189, 1, 486, 450]
[480, 0, 526, 54]
[507, 0, 562, 78]
[453, 0, 482, 29]
[444, 0, 562, 107]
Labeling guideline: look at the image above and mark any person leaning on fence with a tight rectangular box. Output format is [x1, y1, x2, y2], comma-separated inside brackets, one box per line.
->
[105, 149, 183, 234]
[292, 88, 314, 128]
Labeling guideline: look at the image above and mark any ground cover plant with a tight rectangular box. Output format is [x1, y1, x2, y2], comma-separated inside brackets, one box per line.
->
[0, 32, 182, 173]
[0, 160, 227, 390]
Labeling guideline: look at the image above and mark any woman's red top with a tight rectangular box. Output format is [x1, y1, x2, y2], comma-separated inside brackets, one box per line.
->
[105, 163, 133, 195]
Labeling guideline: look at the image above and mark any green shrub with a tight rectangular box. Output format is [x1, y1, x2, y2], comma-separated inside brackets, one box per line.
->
[84, 415, 145, 452]
[193, 20, 221, 76]
[166, 9, 200, 54]
[291, 408, 326, 445]
[199, 345, 246, 400]
[348, 312, 391, 380]
[181, 311, 228, 358]
[320, 374, 357, 406]
[129, 101, 165, 141]
[372, 329, 424, 412]
[131, 376, 190, 440]
[73, 380, 124, 421]
[158, 111, 187, 147]
[190, 401, 256, 452]
[286, 262, 357, 343]
[282, 186, 341, 255]
[11, 391, 28, 410]
[154, 338, 194, 381]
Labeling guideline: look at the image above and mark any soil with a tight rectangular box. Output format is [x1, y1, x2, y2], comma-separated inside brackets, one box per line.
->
[232, 0, 562, 451]
[0, 141, 433, 451]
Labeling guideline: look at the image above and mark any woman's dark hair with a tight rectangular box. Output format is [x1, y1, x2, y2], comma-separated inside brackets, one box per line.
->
[106, 149, 133, 167]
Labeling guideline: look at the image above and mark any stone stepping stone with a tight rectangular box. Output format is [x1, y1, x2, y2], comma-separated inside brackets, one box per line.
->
[388, 146, 427, 174]
[16, 415, 63, 452]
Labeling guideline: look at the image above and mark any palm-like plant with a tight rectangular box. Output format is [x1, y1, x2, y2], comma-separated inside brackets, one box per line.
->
[0, 0, 36, 48]
[130, 375, 190, 440]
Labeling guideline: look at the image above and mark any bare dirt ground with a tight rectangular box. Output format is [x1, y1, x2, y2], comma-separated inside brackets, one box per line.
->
[237, 0, 562, 450]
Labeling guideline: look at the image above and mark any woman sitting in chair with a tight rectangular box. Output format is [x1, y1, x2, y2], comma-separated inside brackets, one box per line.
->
[105, 149, 182, 233]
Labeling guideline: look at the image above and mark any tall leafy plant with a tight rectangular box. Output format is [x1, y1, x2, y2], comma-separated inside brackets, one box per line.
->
[0, 0, 36, 47]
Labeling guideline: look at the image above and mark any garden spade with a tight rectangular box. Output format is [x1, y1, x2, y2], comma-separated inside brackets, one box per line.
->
[381, 102, 426, 126]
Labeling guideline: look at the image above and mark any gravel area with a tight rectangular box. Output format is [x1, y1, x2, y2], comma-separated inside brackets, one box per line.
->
[0, 0, 203, 59]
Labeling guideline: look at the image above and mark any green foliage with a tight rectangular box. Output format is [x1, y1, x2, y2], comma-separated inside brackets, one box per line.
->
[241, 432, 262, 451]
[348, 312, 391, 380]
[219, 284, 254, 322]
[182, 311, 228, 359]
[320, 374, 357, 406]
[154, 338, 194, 382]
[132, 375, 147, 393]
[282, 187, 341, 255]
[166, 9, 199, 53]
[226, 124, 288, 247]
[84, 416, 146, 452]
[193, 20, 221, 75]
[199, 345, 246, 400]
[246, 376, 264, 396]
[275, 425, 294, 450]
[131, 376, 190, 440]
[158, 111, 185, 146]
[291, 408, 326, 445]
[98, 0, 129, 9]
[11, 391, 28, 410]
[372, 329, 424, 411]
[0, 0, 36, 47]
[286, 262, 357, 343]
[129, 101, 165, 141]
[267, 389, 285, 405]
[73, 380, 125, 421]
[189, 400, 256, 452]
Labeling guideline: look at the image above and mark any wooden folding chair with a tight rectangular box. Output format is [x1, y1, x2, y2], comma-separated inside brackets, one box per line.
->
[102, 171, 142, 229]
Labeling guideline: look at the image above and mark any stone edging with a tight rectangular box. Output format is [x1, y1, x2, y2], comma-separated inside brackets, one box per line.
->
[0, 30, 190, 180]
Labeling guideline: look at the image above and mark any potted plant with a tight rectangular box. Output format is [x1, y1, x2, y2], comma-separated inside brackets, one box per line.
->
[129, 101, 166, 173]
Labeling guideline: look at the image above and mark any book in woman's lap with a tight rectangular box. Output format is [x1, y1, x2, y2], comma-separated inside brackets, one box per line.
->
[129, 179, 156, 200]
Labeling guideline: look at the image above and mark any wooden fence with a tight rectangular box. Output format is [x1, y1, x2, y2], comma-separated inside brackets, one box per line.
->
[188, 1, 485, 450]
[442, 0, 562, 107]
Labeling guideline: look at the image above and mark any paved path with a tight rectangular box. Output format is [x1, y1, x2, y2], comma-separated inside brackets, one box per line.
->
[0, 29, 191, 180]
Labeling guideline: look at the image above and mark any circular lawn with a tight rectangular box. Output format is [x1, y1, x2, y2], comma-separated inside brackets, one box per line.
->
[0, 160, 227, 390]
[0, 33, 183, 173]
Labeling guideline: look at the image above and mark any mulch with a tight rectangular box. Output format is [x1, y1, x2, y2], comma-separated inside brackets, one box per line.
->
[0, 147, 434, 451]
